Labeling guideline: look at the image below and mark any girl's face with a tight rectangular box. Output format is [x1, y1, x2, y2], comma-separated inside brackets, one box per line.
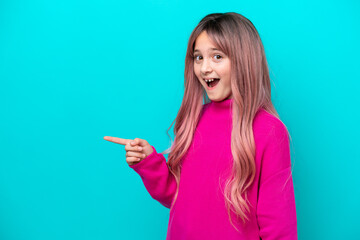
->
[194, 31, 232, 102]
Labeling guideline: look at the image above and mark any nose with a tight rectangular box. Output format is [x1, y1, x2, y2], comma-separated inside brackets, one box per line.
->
[200, 58, 212, 75]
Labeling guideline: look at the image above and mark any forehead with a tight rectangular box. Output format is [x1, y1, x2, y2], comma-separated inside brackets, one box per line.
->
[194, 31, 219, 52]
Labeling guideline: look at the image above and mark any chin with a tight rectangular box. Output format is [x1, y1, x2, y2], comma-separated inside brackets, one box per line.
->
[208, 96, 225, 102]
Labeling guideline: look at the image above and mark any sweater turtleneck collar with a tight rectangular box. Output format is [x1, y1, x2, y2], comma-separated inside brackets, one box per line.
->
[206, 98, 233, 120]
[210, 98, 233, 110]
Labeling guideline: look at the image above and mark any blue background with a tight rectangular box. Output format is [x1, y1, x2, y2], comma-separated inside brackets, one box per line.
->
[1, 0, 359, 239]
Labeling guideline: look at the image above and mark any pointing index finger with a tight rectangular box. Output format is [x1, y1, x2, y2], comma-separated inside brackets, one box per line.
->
[103, 136, 131, 145]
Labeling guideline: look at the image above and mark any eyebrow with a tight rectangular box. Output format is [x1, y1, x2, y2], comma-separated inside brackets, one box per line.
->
[194, 48, 221, 53]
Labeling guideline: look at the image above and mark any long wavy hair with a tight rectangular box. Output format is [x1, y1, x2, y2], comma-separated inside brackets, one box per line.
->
[164, 12, 284, 230]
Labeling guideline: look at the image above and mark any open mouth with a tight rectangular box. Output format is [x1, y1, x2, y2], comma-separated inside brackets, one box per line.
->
[204, 78, 220, 88]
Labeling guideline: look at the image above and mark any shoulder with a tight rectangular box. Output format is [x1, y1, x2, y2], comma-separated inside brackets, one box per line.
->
[252, 108, 289, 148]
[200, 102, 212, 115]
[203, 102, 211, 110]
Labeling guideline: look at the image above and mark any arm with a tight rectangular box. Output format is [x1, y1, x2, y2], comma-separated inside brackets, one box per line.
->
[103, 136, 177, 209]
[129, 145, 177, 208]
[256, 121, 298, 240]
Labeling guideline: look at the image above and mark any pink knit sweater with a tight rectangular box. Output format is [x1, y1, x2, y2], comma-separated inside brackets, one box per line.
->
[130, 99, 297, 239]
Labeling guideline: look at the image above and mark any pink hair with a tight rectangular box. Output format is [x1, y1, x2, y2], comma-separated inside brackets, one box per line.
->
[163, 12, 287, 230]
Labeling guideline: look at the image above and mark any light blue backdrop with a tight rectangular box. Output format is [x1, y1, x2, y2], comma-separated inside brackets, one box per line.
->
[1, 0, 359, 239]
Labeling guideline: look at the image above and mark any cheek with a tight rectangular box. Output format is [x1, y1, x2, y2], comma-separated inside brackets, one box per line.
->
[220, 76, 231, 91]
[194, 65, 201, 80]
[219, 67, 231, 83]
[193, 64, 198, 74]
[223, 65, 231, 84]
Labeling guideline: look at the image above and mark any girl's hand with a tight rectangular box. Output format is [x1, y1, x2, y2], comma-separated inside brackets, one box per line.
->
[103, 136, 153, 166]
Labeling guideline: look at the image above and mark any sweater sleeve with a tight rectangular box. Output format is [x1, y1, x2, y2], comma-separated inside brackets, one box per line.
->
[256, 120, 298, 240]
[129, 146, 177, 209]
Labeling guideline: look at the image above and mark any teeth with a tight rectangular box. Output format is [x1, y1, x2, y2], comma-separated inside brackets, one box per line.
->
[204, 78, 217, 83]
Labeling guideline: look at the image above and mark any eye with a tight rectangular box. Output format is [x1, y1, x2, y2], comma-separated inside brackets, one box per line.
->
[194, 55, 203, 61]
[214, 54, 222, 60]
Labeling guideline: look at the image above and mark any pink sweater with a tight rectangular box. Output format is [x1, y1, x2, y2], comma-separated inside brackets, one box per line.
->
[130, 99, 297, 239]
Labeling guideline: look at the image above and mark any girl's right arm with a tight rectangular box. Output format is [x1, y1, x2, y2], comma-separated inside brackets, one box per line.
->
[104, 136, 177, 208]
[129, 144, 177, 209]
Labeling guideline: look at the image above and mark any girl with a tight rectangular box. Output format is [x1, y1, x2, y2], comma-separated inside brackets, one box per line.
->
[104, 12, 297, 239]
